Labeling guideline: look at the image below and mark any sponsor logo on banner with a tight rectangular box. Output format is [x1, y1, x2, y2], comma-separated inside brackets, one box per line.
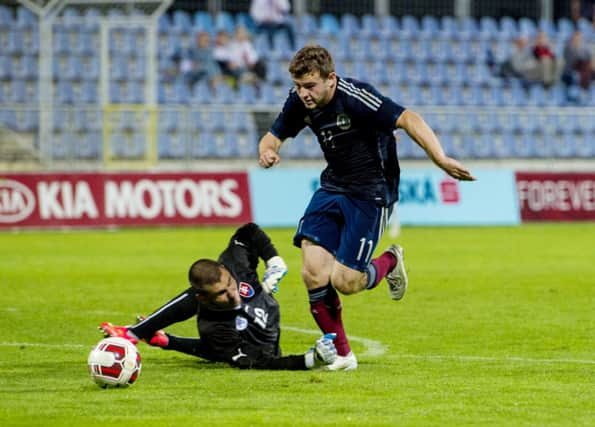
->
[516, 172, 595, 221]
[398, 176, 461, 205]
[0, 172, 253, 228]
[0, 179, 36, 223]
[239, 282, 255, 298]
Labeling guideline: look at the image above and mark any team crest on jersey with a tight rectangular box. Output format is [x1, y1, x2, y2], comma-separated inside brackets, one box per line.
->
[239, 282, 255, 298]
[336, 113, 351, 130]
[304, 116, 312, 125]
[235, 316, 248, 331]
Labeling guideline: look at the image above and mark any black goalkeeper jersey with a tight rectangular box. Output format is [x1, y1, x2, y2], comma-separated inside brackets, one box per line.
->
[132, 223, 308, 370]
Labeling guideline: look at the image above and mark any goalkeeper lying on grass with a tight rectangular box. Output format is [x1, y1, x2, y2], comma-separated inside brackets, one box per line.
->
[100, 223, 337, 370]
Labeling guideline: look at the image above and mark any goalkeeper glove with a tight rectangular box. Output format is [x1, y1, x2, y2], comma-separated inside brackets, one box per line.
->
[261, 255, 287, 294]
[304, 333, 337, 369]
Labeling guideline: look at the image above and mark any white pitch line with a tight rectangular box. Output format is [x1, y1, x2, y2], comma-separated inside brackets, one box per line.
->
[1, 341, 593, 365]
[388, 353, 595, 365]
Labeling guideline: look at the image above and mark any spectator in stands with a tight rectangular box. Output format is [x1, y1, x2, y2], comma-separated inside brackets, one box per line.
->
[500, 34, 563, 87]
[184, 31, 222, 88]
[213, 30, 242, 86]
[563, 30, 593, 89]
[531, 31, 564, 87]
[250, 0, 296, 51]
[229, 26, 267, 85]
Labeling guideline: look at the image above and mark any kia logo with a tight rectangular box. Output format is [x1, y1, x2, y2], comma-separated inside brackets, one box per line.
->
[0, 179, 36, 223]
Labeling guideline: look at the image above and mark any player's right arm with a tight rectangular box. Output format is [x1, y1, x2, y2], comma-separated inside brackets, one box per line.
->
[258, 132, 282, 168]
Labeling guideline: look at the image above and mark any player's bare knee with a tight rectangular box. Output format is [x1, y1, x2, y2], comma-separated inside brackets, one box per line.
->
[330, 271, 362, 295]
[301, 265, 327, 288]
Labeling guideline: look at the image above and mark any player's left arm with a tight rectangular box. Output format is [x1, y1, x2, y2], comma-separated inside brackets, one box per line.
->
[396, 110, 476, 181]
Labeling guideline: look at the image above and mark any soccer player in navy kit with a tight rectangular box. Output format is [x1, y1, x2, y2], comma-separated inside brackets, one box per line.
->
[100, 223, 337, 370]
[258, 45, 475, 371]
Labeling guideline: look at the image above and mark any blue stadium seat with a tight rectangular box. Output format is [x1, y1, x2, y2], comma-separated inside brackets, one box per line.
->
[552, 131, 576, 158]
[532, 132, 555, 158]
[193, 11, 213, 33]
[16, 7, 36, 29]
[110, 56, 127, 81]
[320, 14, 340, 36]
[420, 15, 440, 37]
[229, 111, 256, 132]
[81, 55, 99, 80]
[189, 130, 216, 158]
[201, 110, 226, 132]
[538, 18, 557, 39]
[0, 5, 12, 28]
[400, 15, 419, 38]
[294, 13, 317, 36]
[82, 8, 101, 31]
[14, 109, 38, 132]
[0, 55, 11, 80]
[458, 16, 479, 40]
[573, 131, 593, 158]
[235, 12, 255, 33]
[236, 129, 258, 157]
[237, 83, 257, 104]
[6, 29, 23, 55]
[77, 132, 101, 159]
[469, 133, 493, 158]
[282, 135, 304, 158]
[159, 131, 188, 159]
[491, 131, 515, 158]
[340, 14, 359, 36]
[53, 31, 70, 55]
[256, 83, 278, 105]
[556, 18, 574, 39]
[51, 132, 74, 160]
[498, 16, 517, 40]
[214, 11, 235, 33]
[360, 14, 378, 38]
[511, 132, 537, 158]
[378, 15, 399, 36]
[301, 128, 321, 159]
[518, 17, 537, 38]
[10, 78, 26, 103]
[418, 83, 443, 106]
[56, 80, 74, 104]
[172, 10, 192, 31]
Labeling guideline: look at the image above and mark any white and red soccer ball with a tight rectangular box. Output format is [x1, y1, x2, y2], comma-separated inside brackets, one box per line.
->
[88, 337, 141, 388]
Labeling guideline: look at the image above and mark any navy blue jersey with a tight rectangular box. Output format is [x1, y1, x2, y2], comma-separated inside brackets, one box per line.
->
[271, 77, 406, 205]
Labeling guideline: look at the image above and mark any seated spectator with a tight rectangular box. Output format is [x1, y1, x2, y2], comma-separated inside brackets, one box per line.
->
[563, 30, 593, 89]
[499, 34, 563, 87]
[531, 31, 564, 87]
[213, 30, 242, 86]
[169, 32, 221, 88]
[186, 32, 222, 88]
[250, 0, 295, 51]
[229, 26, 267, 85]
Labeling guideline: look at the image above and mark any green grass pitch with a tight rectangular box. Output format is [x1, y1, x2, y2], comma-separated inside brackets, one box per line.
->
[0, 224, 594, 426]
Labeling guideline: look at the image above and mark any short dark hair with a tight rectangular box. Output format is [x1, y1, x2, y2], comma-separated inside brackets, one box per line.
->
[288, 45, 335, 79]
[188, 259, 223, 290]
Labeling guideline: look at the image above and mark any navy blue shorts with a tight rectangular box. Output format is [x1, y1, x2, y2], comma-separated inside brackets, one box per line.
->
[293, 189, 393, 271]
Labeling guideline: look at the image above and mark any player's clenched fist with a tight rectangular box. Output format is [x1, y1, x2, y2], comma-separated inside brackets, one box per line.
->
[259, 149, 281, 168]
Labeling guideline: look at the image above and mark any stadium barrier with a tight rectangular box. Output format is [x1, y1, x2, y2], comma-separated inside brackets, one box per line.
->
[516, 172, 595, 221]
[0, 172, 252, 228]
[250, 168, 521, 227]
[3, 170, 594, 229]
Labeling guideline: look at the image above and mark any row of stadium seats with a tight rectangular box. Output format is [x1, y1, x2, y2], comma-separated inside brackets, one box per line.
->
[2, 4, 592, 41]
[42, 126, 593, 160]
[3, 102, 594, 136]
[4, 76, 593, 108]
